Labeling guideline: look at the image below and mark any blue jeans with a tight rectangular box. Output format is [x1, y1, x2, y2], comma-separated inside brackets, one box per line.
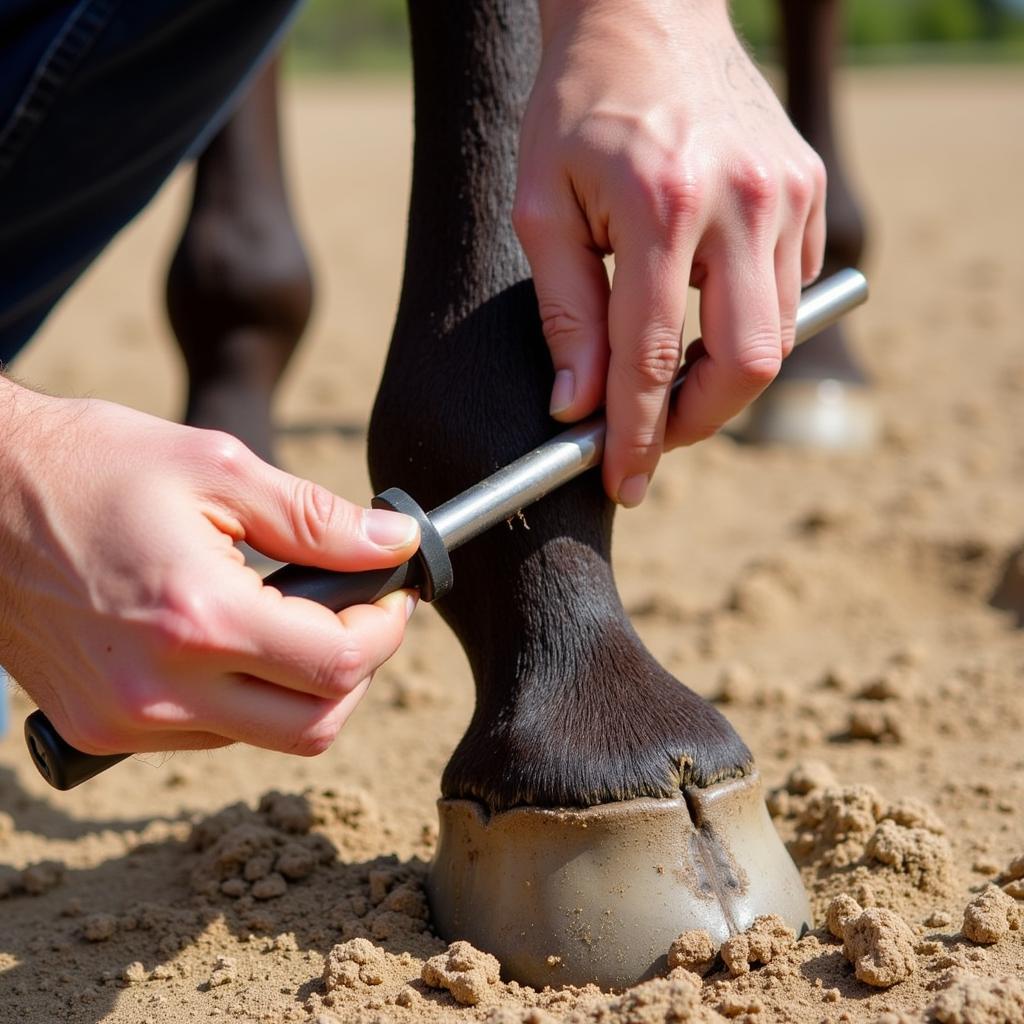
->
[0, 0, 303, 363]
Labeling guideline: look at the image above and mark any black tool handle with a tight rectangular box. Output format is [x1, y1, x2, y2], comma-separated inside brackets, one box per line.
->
[24, 713, 132, 790]
[23, 560, 420, 791]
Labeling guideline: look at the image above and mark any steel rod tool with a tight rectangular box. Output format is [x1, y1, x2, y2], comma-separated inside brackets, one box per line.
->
[25, 269, 868, 789]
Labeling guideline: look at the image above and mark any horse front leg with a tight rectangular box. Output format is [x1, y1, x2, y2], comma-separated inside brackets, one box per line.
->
[367, 0, 808, 988]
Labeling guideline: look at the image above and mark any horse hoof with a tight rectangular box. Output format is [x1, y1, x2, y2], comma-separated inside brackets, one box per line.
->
[736, 378, 880, 451]
[427, 770, 810, 989]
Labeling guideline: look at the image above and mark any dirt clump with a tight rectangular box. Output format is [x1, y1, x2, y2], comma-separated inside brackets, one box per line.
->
[927, 970, 1024, 1024]
[847, 703, 904, 743]
[1004, 855, 1024, 881]
[865, 818, 954, 887]
[188, 791, 341, 901]
[961, 885, 1022, 944]
[422, 940, 503, 1006]
[826, 893, 863, 938]
[0, 860, 64, 898]
[207, 954, 237, 988]
[713, 663, 759, 704]
[778, 780, 955, 914]
[1000, 854, 1024, 899]
[81, 912, 118, 942]
[324, 937, 389, 989]
[719, 914, 795, 976]
[829, 898, 918, 988]
[667, 929, 718, 976]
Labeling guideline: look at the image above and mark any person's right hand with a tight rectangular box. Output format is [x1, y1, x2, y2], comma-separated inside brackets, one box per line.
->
[515, 0, 827, 507]
[0, 381, 420, 758]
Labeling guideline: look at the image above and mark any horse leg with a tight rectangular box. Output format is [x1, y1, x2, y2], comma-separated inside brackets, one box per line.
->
[166, 55, 312, 466]
[741, 0, 875, 447]
[368, 0, 806, 987]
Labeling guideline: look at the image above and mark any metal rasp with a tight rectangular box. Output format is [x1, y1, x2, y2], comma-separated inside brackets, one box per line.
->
[24, 268, 868, 790]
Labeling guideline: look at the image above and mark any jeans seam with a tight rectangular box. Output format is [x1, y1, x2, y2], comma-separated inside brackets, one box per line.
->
[0, 0, 120, 183]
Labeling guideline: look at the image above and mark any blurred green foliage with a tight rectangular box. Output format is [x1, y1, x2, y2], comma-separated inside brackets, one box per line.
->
[287, 0, 1024, 71]
[288, 0, 409, 71]
[732, 0, 1024, 53]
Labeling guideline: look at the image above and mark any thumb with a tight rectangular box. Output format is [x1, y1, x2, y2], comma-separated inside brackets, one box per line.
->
[515, 206, 611, 422]
[210, 443, 420, 571]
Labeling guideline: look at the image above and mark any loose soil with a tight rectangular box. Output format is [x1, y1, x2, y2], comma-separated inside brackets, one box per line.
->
[2, 68, 1023, 1024]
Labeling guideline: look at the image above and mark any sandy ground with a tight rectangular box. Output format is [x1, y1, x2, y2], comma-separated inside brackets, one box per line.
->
[2, 68, 1024, 1024]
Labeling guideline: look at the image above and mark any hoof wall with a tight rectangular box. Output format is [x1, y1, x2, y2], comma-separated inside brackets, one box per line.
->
[427, 771, 810, 989]
[736, 379, 879, 451]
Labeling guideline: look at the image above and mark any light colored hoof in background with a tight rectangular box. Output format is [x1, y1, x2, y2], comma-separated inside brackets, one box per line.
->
[428, 770, 810, 990]
[737, 379, 880, 451]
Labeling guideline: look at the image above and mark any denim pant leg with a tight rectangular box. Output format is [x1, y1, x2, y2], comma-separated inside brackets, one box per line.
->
[0, 0, 304, 363]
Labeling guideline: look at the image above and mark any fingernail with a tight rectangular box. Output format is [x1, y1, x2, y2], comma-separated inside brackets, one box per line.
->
[549, 369, 576, 416]
[617, 474, 649, 508]
[364, 509, 419, 549]
[378, 589, 417, 620]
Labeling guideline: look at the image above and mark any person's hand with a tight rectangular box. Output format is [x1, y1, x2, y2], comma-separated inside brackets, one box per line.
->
[0, 381, 420, 757]
[514, 0, 826, 505]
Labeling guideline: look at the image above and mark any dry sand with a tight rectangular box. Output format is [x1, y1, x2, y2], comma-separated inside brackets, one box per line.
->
[2, 67, 1024, 1023]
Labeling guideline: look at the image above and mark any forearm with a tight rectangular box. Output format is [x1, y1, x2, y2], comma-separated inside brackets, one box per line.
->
[0, 374, 43, 664]
[535, 0, 731, 47]
[0, 375, 47, 550]
[0, 375, 68, 558]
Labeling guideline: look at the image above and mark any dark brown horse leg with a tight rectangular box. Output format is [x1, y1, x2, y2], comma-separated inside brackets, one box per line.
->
[369, 4, 808, 985]
[780, 0, 866, 381]
[166, 55, 312, 466]
[741, 0, 875, 446]
[369, 0, 749, 816]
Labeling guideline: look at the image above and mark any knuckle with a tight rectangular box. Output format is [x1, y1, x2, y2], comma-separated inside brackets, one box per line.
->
[779, 323, 796, 358]
[732, 337, 783, 390]
[291, 713, 341, 757]
[785, 166, 814, 210]
[201, 430, 250, 478]
[511, 192, 551, 244]
[632, 333, 681, 388]
[538, 301, 590, 351]
[731, 161, 778, 219]
[291, 480, 346, 550]
[653, 167, 704, 235]
[311, 642, 365, 698]
[150, 579, 219, 657]
[808, 151, 827, 194]
[619, 434, 661, 463]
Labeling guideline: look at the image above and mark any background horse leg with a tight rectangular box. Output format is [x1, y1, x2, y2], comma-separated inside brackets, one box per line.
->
[166, 55, 312, 466]
[741, 0, 875, 447]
